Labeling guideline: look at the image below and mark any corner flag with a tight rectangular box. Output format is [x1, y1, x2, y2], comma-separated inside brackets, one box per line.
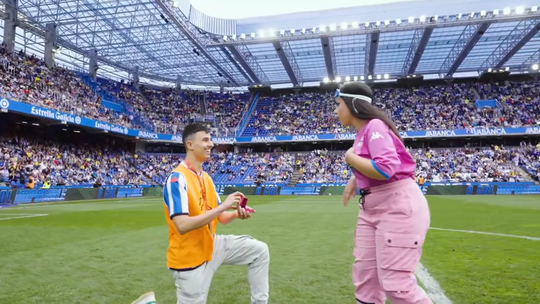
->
[131, 291, 157, 304]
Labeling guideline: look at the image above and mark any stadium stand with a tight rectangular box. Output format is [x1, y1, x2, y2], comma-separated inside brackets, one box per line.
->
[412, 146, 528, 183]
[1, 46, 539, 187]
[0, 134, 148, 188]
[239, 82, 540, 137]
[2, 42, 538, 139]
[519, 142, 540, 181]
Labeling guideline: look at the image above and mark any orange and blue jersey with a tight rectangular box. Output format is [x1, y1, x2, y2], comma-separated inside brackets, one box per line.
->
[163, 161, 221, 270]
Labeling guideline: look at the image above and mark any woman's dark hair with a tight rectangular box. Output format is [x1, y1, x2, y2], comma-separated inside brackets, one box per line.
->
[339, 81, 402, 141]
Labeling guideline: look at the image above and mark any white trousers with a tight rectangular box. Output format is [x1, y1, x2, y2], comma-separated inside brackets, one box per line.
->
[172, 234, 270, 304]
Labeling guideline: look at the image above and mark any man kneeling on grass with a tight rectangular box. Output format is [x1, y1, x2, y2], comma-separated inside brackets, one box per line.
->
[161, 123, 269, 304]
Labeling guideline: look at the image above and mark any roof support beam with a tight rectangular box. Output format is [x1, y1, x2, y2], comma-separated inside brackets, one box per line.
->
[272, 41, 302, 86]
[440, 22, 491, 78]
[24, 3, 153, 21]
[79, 0, 172, 74]
[320, 36, 335, 79]
[155, 0, 240, 87]
[480, 20, 540, 70]
[220, 47, 253, 84]
[365, 31, 380, 77]
[210, 13, 540, 47]
[7, 14, 220, 86]
[522, 48, 540, 67]
[226, 45, 269, 85]
[402, 26, 434, 75]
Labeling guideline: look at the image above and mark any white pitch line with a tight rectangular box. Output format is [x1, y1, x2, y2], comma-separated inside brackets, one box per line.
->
[416, 262, 453, 304]
[0, 214, 48, 221]
[1, 198, 159, 210]
[430, 227, 540, 241]
[0, 213, 49, 216]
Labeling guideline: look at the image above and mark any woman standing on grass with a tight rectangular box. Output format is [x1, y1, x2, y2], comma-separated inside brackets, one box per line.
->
[334, 81, 432, 304]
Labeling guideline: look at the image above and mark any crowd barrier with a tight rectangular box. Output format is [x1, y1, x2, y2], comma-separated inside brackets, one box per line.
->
[1, 182, 538, 207]
[0, 186, 163, 207]
[223, 182, 540, 196]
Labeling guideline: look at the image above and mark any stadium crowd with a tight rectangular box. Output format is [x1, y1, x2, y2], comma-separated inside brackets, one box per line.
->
[1, 48, 539, 188]
[2, 46, 539, 138]
[296, 149, 351, 184]
[411, 146, 527, 183]
[5, 136, 537, 189]
[0, 135, 148, 188]
[242, 82, 540, 137]
[519, 142, 540, 181]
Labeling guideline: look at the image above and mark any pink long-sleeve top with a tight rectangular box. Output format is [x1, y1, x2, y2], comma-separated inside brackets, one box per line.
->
[351, 118, 416, 189]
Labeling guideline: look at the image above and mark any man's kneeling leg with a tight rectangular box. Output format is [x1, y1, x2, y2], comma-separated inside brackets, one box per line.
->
[215, 235, 270, 304]
[172, 263, 213, 304]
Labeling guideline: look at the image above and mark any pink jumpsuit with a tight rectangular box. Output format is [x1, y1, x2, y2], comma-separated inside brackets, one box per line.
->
[351, 119, 432, 304]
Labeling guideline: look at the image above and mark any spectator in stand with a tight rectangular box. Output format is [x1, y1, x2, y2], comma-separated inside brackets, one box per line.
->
[297, 149, 351, 184]
[519, 141, 540, 181]
[0, 135, 147, 187]
[242, 82, 540, 136]
[412, 146, 525, 182]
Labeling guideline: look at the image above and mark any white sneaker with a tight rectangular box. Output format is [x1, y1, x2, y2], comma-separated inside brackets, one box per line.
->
[131, 291, 157, 304]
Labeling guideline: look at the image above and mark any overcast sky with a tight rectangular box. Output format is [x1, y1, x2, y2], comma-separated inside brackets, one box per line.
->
[188, 0, 415, 19]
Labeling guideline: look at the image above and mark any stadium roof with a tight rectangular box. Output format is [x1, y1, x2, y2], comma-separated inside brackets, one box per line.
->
[5, 0, 540, 89]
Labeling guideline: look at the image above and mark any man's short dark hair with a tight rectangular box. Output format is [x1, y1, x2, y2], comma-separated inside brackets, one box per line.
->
[182, 123, 210, 145]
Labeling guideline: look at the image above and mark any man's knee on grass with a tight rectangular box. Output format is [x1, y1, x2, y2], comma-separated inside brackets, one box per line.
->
[249, 238, 269, 265]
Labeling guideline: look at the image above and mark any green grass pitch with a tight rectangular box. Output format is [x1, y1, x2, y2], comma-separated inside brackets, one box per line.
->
[0, 195, 539, 304]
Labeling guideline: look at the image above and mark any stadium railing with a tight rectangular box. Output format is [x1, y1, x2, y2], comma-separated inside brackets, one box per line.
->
[236, 92, 260, 137]
[1, 181, 538, 208]
[0, 185, 163, 207]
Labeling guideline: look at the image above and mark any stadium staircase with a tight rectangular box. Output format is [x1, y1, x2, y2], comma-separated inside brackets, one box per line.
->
[287, 169, 303, 186]
[517, 166, 535, 181]
[471, 86, 481, 100]
[200, 96, 207, 116]
[76, 73, 153, 132]
[236, 93, 260, 137]
[240, 96, 281, 137]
